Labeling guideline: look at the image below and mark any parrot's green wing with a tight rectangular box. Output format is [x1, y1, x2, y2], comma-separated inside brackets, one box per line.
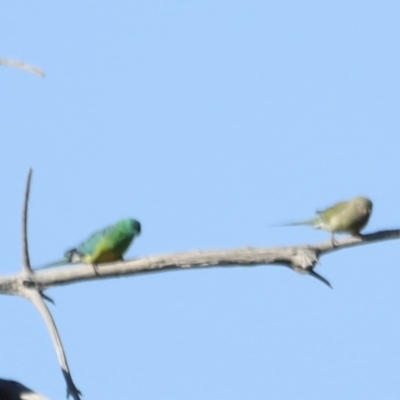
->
[316, 201, 348, 225]
[71, 224, 118, 257]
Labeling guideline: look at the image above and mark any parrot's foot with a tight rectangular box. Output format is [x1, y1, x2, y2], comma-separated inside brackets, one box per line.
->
[92, 263, 100, 275]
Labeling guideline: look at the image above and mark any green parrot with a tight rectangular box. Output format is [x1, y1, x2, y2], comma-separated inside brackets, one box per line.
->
[281, 196, 373, 242]
[38, 218, 141, 268]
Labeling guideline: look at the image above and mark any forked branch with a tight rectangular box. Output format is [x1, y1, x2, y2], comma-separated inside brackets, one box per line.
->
[17, 170, 81, 400]
[1, 170, 400, 398]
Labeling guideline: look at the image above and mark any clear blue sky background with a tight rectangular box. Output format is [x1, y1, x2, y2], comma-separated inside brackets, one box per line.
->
[1, 1, 400, 399]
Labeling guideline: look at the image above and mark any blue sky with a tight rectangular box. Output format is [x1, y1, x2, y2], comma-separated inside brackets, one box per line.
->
[2, 1, 400, 399]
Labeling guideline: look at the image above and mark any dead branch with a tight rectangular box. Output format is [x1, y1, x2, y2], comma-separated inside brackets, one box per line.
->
[13, 170, 81, 400]
[0, 57, 45, 77]
[0, 229, 398, 292]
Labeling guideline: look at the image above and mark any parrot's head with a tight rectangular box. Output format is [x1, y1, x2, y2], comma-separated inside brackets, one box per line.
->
[353, 196, 373, 215]
[126, 218, 141, 236]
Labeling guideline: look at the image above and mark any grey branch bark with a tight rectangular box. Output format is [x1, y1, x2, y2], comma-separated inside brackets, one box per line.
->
[0, 57, 45, 77]
[21, 169, 32, 274]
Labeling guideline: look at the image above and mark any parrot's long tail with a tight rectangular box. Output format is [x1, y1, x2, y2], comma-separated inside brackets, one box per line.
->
[35, 259, 70, 270]
[272, 218, 317, 227]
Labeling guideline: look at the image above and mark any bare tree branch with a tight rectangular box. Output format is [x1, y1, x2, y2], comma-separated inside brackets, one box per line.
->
[21, 169, 33, 274]
[0, 57, 45, 77]
[15, 170, 81, 399]
[0, 378, 49, 400]
[0, 229, 398, 294]
[3, 171, 400, 398]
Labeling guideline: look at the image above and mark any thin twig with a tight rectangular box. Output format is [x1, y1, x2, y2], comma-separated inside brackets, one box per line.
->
[27, 290, 81, 400]
[0, 57, 45, 77]
[21, 169, 33, 274]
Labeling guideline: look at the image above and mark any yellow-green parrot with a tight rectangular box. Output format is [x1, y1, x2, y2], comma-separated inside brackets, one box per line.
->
[282, 196, 372, 241]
